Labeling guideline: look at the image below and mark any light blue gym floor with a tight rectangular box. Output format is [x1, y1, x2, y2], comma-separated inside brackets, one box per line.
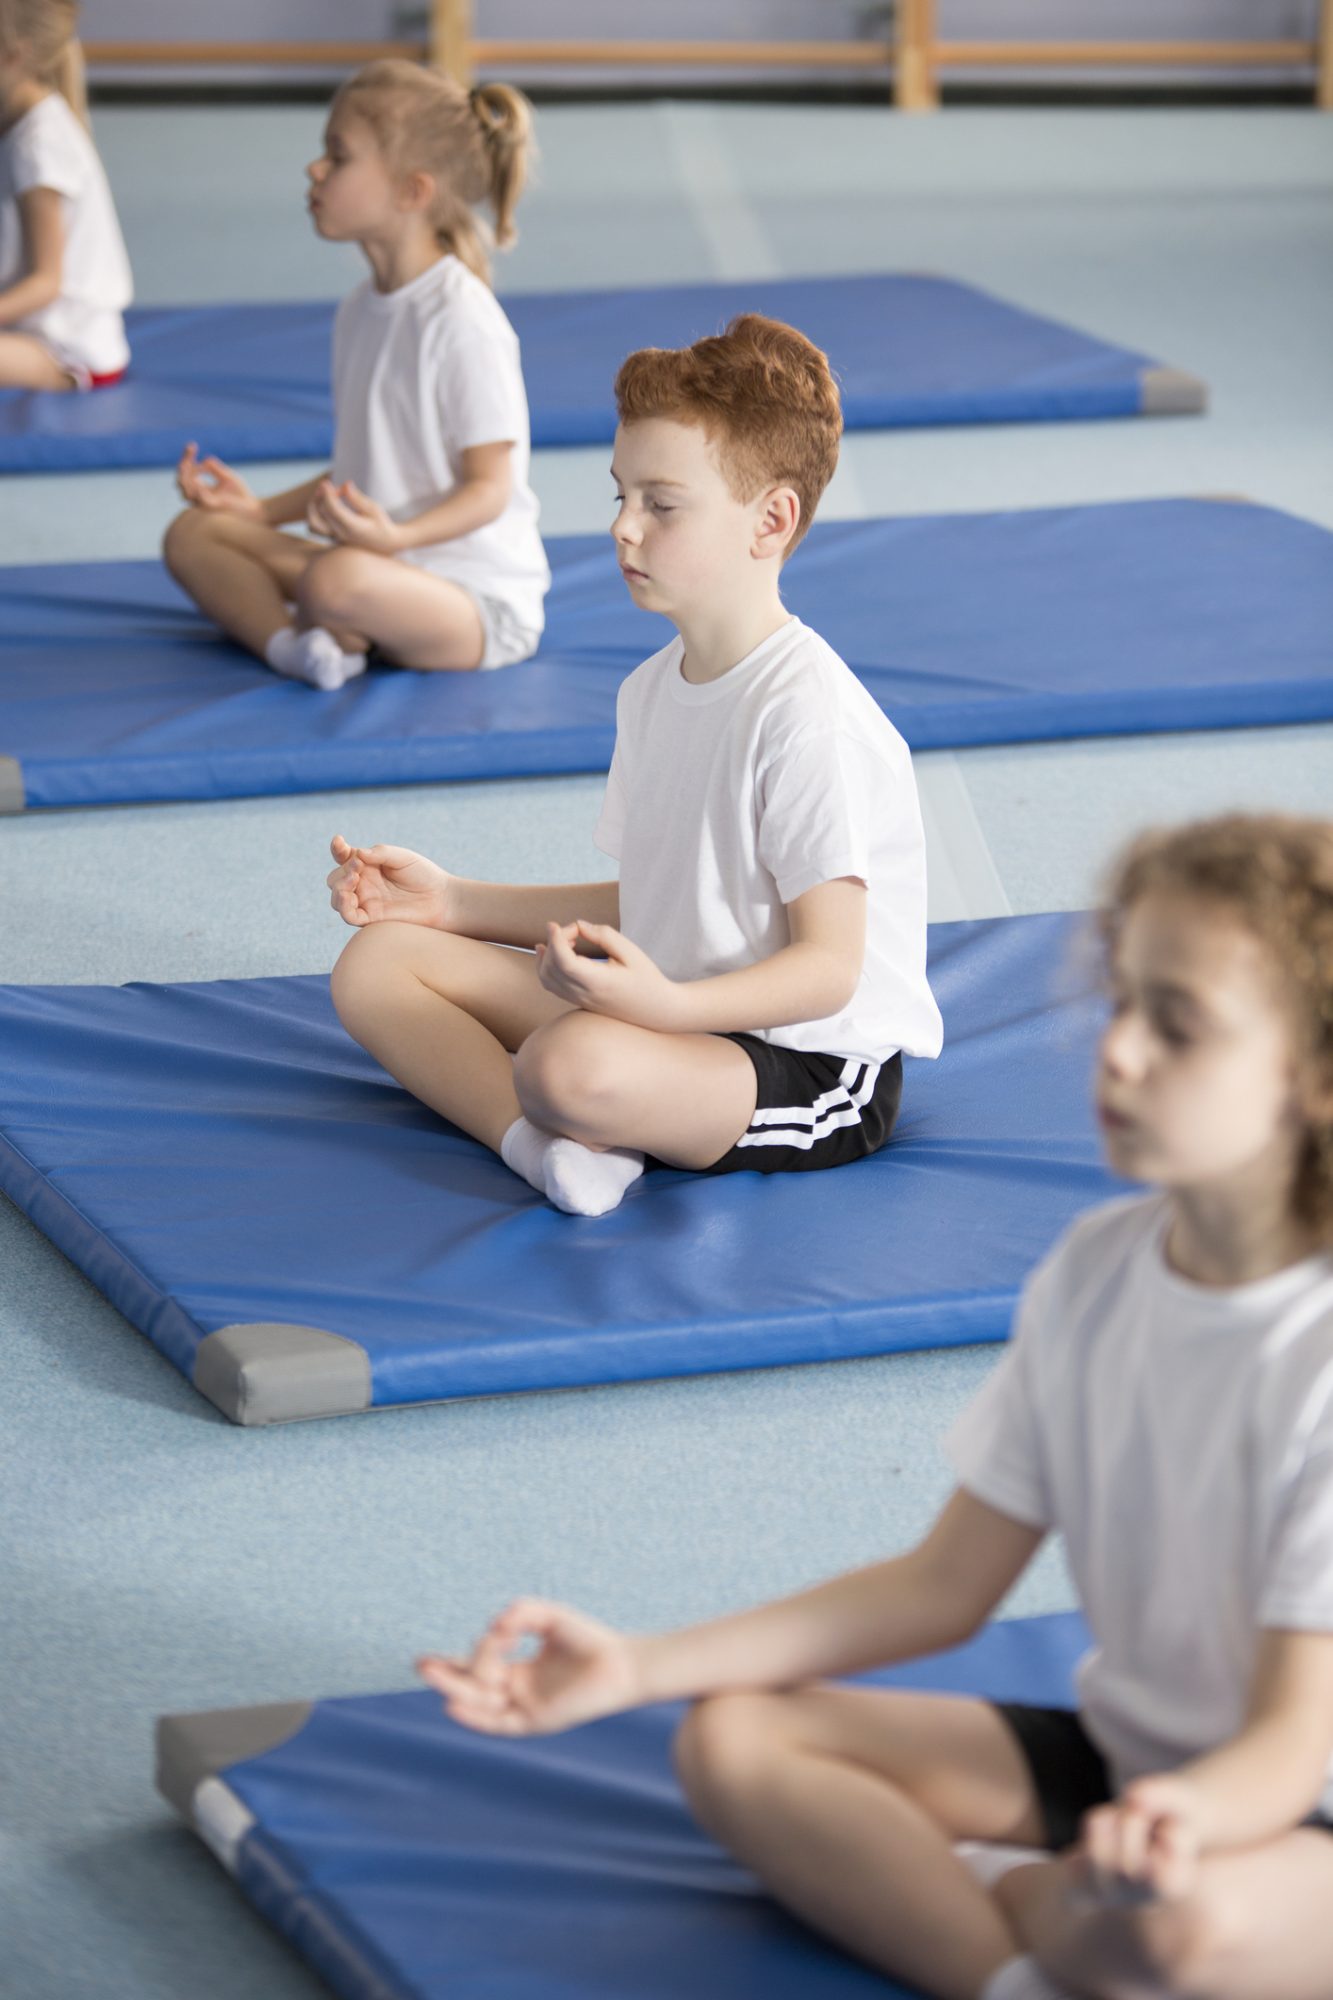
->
[2, 98, 1332, 1997]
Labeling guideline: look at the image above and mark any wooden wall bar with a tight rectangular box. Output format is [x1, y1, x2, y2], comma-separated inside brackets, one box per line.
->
[83, 0, 1333, 111]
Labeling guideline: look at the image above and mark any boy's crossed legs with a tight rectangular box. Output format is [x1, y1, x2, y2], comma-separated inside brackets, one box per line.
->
[330, 920, 759, 1212]
[675, 1683, 1333, 2000]
[162, 507, 486, 683]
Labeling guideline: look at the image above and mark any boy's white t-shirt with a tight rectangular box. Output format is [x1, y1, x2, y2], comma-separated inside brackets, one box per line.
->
[947, 1192, 1333, 1812]
[594, 618, 942, 1066]
[331, 254, 550, 634]
[0, 93, 132, 378]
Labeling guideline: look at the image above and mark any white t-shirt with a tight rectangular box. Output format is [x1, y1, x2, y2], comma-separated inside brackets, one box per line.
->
[331, 254, 550, 634]
[594, 618, 942, 1065]
[0, 92, 132, 379]
[948, 1193, 1333, 1811]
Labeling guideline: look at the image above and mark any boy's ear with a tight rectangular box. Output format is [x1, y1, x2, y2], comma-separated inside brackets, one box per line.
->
[753, 485, 801, 562]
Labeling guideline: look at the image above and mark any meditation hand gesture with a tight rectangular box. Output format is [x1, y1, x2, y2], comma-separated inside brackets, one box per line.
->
[175, 443, 264, 519]
[307, 477, 405, 556]
[326, 835, 458, 930]
[417, 1598, 643, 1737]
[1080, 1773, 1202, 1903]
[535, 920, 685, 1031]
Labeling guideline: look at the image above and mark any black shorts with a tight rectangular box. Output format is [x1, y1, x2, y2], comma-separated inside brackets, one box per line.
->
[692, 1037, 903, 1177]
[995, 1703, 1333, 1853]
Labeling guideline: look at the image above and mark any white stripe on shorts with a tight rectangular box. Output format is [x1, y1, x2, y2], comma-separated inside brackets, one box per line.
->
[736, 1056, 882, 1152]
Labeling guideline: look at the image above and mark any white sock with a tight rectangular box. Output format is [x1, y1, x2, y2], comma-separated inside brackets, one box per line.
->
[982, 1956, 1076, 2000]
[265, 624, 367, 692]
[541, 1135, 644, 1217]
[499, 1116, 644, 1217]
[955, 1839, 1049, 1891]
[500, 1116, 552, 1196]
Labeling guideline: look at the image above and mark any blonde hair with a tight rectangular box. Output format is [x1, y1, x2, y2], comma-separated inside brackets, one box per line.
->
[332, 60, 533, 287]
[1101, 813, 1333, 1237]
[0, 0, 87, 127]
[614, 314, 842, 555]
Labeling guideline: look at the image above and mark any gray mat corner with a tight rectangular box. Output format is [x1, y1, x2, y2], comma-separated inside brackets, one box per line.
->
[0, 755, 24, 814]
[156, 1701, 314, 1823]
[1140, 365, 1208, 415]
[192, 1323, 372, 1426]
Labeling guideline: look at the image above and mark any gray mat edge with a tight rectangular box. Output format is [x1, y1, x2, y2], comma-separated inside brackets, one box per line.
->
[156, 1702, 315, 1822]
[1140, 364, 1208, 415]
[0, 755, 24, 813]
[192, 1323, 373, 1426]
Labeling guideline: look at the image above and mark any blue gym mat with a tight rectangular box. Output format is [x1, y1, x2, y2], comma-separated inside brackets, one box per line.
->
[0, 274, 1203, 473]
[0, 913, 1123, 1424]
[156, 1610, 1090, 2000]
[4, 498, 1330, 814]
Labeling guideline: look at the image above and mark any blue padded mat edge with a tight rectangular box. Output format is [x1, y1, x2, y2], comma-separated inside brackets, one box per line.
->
[0, 914, 1126, 1419]
[4, 499, 1331, 810]
[183, 1612, 1091, 2000]
[0, 273, 1198, 472]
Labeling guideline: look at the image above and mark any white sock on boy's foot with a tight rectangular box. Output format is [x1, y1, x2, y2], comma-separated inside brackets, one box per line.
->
[541, 1135, 644, 1217]
[981, 1956, 1076, 2000]
[499, 1116, 644, 1217]
[265, 625, 367, 692]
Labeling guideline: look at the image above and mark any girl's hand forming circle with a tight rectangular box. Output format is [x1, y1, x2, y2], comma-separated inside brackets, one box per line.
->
[535, 920, 687, 1031]
[416, 1598, 644, 1737]
[1080, 1773, 1202, 1904]
[175, 443, 264, 518]
[307, 477, 405, 556]
[326, 834, 458, 931]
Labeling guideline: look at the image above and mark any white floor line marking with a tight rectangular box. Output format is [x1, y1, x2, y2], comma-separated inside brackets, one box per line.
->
[915, 752, 1013, 923]
[662, 102, 781, 280]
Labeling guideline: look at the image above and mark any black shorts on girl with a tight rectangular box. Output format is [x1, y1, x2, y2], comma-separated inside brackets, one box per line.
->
[995, 1703, 1333, 1852]
[690, 1037, 903, 1176]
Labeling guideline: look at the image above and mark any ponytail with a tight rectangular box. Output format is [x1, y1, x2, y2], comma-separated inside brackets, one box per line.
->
[467, 82, 533, 250]
[56, 36, 89, 130]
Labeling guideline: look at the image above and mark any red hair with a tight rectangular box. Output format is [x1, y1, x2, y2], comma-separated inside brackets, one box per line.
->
[613, 313, 842, 554]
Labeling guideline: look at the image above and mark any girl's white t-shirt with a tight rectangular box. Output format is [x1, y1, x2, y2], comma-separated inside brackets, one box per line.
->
[0, 92, 132, 377]
[594, 618, 943, 1066]
[948, 1192, 1333, 1811]
[331, 254, 550, 634]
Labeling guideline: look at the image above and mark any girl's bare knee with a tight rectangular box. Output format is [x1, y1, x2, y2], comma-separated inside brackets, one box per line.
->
[514, 1016, 627, 1129]
[673, 1691, 789, 1812]
[330, 922, 415, 1028]
[299, 548, 378, 628]
[161, 506, 212, 574]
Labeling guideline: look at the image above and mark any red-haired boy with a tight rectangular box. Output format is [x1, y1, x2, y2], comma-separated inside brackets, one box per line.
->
[326, 314, 942, 1215]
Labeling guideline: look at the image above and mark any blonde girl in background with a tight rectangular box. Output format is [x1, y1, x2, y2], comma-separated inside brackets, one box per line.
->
[0, 0, 132, 390]
[422, 813, 1333, 2000]
[164, 61, 550, 690]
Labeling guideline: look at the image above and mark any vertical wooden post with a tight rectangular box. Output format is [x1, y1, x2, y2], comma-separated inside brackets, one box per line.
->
[429, 0, 472, 84]
[1317, 0, 1333, 108]
[894, 0, 938, 110]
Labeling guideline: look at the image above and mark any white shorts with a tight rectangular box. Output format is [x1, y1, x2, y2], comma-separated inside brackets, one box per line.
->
[470, 592, 542, 671]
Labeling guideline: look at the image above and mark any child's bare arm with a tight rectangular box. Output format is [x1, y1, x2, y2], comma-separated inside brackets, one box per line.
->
[0, 188, 63, 323]
[327, 835, 619, 943]
[305, 442, 513, 558]
[418, 1491, 1043, 1738]
[1084, 1629, 1333, 1888]
[175, 444, 324, 526]
[261, 473, 327, 526]
[535, 877, 866, 1035]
